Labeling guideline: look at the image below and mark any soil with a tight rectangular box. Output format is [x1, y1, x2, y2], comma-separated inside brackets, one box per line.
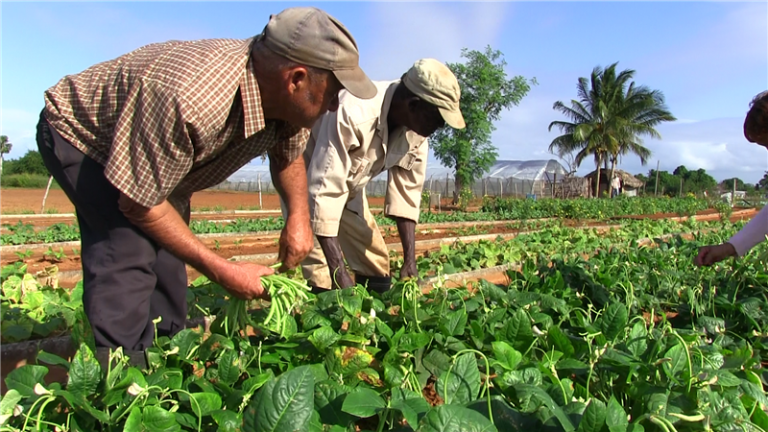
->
[0, 220, 628, 286]
[1, 188, 469, 215]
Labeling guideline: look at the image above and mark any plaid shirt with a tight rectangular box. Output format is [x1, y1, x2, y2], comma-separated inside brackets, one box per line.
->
[43, 37, 309, 212]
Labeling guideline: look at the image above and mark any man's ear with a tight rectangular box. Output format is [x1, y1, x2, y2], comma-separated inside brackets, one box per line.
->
[285, 67, 310, 94]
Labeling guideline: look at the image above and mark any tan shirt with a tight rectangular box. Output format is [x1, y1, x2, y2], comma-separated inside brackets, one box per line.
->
[305, 80, 429, 237]
[43, 37, 309, 214]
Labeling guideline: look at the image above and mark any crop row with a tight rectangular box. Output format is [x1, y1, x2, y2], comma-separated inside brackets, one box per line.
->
[0, 196, 732, 246]
[2, 217, 766, 431]
[0, 218, 733, 345]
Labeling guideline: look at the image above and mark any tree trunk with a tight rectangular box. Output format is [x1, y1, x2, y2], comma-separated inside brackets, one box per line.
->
[594, 155, 602, 198]
[453, 174, 462, 205]
[0, 155, 3, 178]
[609, 157, 617, 196]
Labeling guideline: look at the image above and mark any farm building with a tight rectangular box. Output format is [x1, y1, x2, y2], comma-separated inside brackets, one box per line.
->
[584, 169, 644, 197]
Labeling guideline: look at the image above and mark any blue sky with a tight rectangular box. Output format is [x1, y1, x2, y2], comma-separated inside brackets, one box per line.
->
[2, 1, 767, 183]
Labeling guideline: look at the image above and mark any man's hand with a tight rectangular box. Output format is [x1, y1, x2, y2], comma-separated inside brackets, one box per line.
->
[277, 216, 314, 272]
[118, 194, 271, 300]
[317, 235, 355, 290]
[217, 262, 275, 300]
[399, 261, 419, 280]
[695, 243, 737, 267]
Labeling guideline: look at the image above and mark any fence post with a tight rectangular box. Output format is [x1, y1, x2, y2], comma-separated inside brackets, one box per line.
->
[258, 173, 263, 209]
[498, 178, 503, 198]
[40, 175, 54, 214]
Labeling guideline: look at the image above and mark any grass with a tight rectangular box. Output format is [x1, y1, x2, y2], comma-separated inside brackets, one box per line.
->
[1, 174, 61, 189]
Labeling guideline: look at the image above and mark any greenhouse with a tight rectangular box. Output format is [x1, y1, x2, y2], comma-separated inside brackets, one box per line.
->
[365, 159, 586, 199]
[207, 159, 588, 199]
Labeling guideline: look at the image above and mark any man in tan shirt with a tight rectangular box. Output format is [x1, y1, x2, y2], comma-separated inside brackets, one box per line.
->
[295, 59, 465, 293]
[35, 7, 376, 361]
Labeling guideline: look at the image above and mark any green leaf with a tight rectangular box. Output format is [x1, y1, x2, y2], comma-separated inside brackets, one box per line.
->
[197, 334, 235, 361]
[309, 326, 341, 352]
[505, 309, 533, 351]
[244, 364, 315, 432]
[514, 384, 575, 432]
[436, 352, 482, 405]
[491, 341, 522, 371]
[626, 321, 648, 358]
[712, 370, 741, 387]
[662, 344, 687, 381]
[439, 309, 468, 337]
[600, 303, 627, 342]
[547, 326, 575, 358]
[190, 392, 222, 418]
[577, 398, 607, 432]
[0, 389, 22, 426]
[391, 388, 430, 428]
[212, 410, 241, 432]
[341, 387, 386, 418]
[143, 405, 181, 431]
[605, 396, 628, 432]
[314, 380, 353, 427]
[399, 332, 432, 352]
[5, 365, 48, 397]
[170, 328, 203, 360]
[123, 406, 143, 432]
[67, 343, 102, 398]
[217, 350, 243, 386]
[418, 404, 498, 432]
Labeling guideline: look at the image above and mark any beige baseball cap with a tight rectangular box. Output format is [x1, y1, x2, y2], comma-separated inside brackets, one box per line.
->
[402, 58, 466, 129]
[260, 7, 377, 100]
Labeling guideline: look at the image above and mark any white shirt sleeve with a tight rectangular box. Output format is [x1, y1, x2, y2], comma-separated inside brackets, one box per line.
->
[727, 205, 768, 257]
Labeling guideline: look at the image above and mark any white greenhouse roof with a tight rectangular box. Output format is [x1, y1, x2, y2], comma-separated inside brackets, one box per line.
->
[224, 159, 568, 183]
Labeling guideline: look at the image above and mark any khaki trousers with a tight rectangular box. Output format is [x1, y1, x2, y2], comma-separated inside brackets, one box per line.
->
[302, 198, 390, 289]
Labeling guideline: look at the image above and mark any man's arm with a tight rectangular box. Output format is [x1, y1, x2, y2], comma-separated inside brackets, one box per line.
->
[393, 216, 418, 279]
[305, 108, 360, 289]
[119, 195, 273, 299]
[269, 151, 313, 272]
[385, 135, 429, 280]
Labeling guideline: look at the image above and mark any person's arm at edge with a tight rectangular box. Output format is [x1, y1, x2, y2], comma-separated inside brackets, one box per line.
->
[727, 204, 768, 257]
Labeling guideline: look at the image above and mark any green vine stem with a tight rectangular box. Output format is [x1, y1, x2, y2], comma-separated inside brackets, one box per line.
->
[443, 349, 494, 425]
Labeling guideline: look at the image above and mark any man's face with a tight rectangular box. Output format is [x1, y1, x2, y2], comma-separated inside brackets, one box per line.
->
[284, 69, 343, 129]
[405, 99, 446, 137]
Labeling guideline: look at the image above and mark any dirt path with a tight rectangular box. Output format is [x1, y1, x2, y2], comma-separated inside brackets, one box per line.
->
[1, 188, 464, 215]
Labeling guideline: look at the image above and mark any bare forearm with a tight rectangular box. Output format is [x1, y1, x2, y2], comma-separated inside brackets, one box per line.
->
[317, 235, 354, 289]
[271, 156, 310, 221]
[119, 195, 229, 282]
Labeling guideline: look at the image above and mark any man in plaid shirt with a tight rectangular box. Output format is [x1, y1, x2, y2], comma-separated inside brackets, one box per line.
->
[36, 7, 376, 364]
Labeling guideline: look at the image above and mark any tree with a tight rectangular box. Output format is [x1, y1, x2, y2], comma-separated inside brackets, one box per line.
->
[0, 135, 11, 177]
[548, 63, 675, 197]
[431, 46, 536, 204]
[758, 172, 768, 190]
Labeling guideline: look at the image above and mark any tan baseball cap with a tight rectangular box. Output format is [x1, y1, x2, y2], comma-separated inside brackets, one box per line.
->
[260, 7, 377, 100]
[402, 58, 466, 129]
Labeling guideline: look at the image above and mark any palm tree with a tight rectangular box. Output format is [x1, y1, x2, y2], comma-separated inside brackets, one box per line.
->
[548, 63, 675, 197]
[0, 135, 12, 178]
[607, 83, 675, 186]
